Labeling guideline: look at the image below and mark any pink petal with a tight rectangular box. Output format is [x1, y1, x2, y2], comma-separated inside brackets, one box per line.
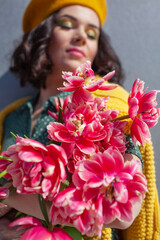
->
[98, 151, 116, 175]
[99, 83, 117, 90]
[84, 186, 101, 200]
[141, 90, 159, 103]
[42, 178, 52, 192]
[16, 136, 47, 151]
[106, 147, 124, 173]
[46, 144, 67, 165]
[62, 142, 75, 158]
[133, 172, 147, 186]
[117, 172, 133, 181]
[102, 71, 115, 81]
[9, 216, 42, 228]
[30, 163, 42, 177]
[18, 150, 43, 163]
[62, 71, 72, 79]
[0, 187, 9, 199]
[128, 181, 148, 193]
[21, 227, 53, 240]
[72, 88, 94, 105]
[128, 97, 139, 119]
[66, 76, 84, 85]
[77, 159, 104, 182]
[48, 110, 58, 121]
[30, 173, 42, 187]
[131, 118, 151, 144]
[85, 79, 104, 92]
[52, 227, 73, 240]
[58, 86, 77, 92]
[47, 122, 74, 142]
[76, 136, 95, 154]
[114, 182, 128, 203]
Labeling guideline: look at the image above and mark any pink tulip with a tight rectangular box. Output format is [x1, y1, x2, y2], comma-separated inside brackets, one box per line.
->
[21, 227, 74, 240]
[50, 188, 103, 237]
[67, 120, 127, 173]
[47, 100, 106, 155]
[10, 217, 73, 240]
[47, 90, 127, 173]
[72, 147, 147, 224]
[58, 61, 117, 92]
[128, 78, 160, 144]
[9, 216, 43, 230]
[6, 136, 67, 200]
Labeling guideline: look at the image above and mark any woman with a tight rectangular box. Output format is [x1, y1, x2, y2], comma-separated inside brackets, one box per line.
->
[0, 0, 159, 239]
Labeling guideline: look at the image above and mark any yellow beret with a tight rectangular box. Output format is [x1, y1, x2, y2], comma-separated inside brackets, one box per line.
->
[23, 0, 107, 33]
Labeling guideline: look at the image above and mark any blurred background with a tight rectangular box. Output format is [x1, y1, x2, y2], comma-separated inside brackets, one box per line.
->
[0, 0, 160, 196]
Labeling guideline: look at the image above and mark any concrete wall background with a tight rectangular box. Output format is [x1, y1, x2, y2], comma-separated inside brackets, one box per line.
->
[0, 1, 160, 194]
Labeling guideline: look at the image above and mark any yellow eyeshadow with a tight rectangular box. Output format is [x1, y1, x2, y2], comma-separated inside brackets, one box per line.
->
[57, 19, 73, 28]
[86, 29, 97, 39]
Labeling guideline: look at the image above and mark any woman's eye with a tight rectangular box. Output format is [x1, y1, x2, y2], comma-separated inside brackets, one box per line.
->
[57, 19, 73, 29]
[86, 29, 97, 40]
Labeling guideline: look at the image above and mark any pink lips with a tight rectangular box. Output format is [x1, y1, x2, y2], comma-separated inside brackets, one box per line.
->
[66, 47, 85, 58]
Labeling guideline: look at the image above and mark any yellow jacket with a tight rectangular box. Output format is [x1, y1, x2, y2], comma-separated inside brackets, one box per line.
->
[0, 85, 160, 240]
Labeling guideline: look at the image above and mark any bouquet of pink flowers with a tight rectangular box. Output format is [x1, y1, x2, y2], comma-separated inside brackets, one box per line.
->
[0, 61, 159, 239]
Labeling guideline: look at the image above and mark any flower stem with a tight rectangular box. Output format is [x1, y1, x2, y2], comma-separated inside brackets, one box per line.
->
[111, 114, 130, 122]
[48, 222, 54, 231]
[38, 194, 50, 226]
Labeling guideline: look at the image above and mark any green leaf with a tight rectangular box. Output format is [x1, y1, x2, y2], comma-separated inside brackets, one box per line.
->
[24, 134, 29, 138]
[38, 194, 50, 226]
[50, 140, 61, 146]
[10, 131, 17, 139]
[0, 156, 12, 161]
[15, 211, 28, 219]
[63, 226, 84, 240]
[0, 170, 7, 178]
[63, 180, 70, 186]
[40, 219, 48, 228]
[57, 97, 63, 123]
[60, 180, 70, 191]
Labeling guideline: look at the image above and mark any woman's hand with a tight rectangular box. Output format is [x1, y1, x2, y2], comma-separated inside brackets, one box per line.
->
[3, 191, 51, 220]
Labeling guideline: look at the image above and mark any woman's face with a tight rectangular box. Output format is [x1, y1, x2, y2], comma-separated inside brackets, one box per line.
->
[48, 5, 100, 73]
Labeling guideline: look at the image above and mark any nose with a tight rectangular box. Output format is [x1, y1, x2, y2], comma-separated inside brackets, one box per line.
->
[71, 27, 87, 45]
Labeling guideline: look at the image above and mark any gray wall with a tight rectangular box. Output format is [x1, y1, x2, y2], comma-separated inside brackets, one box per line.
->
[106, 1, 160, 195]
[0, 1, 160, 195]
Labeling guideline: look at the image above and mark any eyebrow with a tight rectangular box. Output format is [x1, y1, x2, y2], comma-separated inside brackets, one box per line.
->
[57, 14, 100, 30]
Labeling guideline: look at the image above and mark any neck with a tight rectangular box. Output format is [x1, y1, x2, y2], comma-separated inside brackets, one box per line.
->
[37, 70, 64, 108]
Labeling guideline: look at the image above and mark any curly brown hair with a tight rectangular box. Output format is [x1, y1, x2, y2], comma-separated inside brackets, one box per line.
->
[10, 12, 124, 89]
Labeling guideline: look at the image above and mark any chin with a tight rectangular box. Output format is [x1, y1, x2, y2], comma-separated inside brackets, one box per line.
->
[62, 58, 88, 71]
